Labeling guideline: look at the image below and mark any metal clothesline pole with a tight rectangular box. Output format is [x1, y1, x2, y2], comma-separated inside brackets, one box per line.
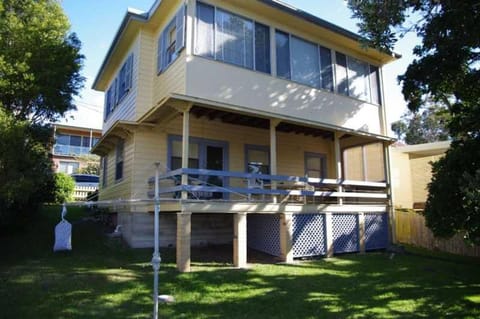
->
[152, 162, 161, 319]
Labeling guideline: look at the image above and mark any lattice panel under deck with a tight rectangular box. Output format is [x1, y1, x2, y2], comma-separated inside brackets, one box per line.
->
[332, 213, 359, 254]
[247, 214, 281, 257]
[365, 213, 389, 250]
[292, 214, 326, 257]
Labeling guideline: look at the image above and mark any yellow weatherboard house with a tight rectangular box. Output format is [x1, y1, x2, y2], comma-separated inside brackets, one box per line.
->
[92, 0, 399, 272]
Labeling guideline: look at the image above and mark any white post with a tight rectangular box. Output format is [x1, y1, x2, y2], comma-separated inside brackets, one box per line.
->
[334, 132, 344, 205]
[89, 129, 93, 150]
[270, 119, 280, 203]
[152, 163, 161, 319]
[383, 142, 395, 244]
[181, 110, 190, 200]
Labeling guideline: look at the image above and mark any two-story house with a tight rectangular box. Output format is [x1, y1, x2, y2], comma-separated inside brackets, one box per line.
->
[92, 0, 399, 272]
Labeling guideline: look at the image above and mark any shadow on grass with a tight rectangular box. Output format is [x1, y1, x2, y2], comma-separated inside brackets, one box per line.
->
[1, 205, 479, 318]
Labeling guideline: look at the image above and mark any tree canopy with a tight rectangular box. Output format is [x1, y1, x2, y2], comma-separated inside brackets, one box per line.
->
[0, 0, 84, 231]
[391, 103, 450, 144]
[349, 0, 480, 243]
[0, 0, 84, 124]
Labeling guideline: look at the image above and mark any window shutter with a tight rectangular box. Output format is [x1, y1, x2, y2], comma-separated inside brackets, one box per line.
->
[157, 34, 165, 73]
[104, 87, 111, 121]
[175, 5, 186, 53]
[126, 54, 133, 90]
[113, 77, 118, 107]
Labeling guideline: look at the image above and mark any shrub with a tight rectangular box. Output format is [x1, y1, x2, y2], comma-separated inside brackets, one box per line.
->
[53, 173, 75, 204]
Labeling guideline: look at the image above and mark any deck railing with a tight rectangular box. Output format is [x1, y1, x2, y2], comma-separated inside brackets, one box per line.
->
[147, 168, 388, 204]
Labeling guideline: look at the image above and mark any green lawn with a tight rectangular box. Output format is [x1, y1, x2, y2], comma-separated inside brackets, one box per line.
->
[1, 206, 479, 319]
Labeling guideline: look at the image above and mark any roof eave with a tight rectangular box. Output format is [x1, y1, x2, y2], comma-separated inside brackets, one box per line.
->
[259, 0, 401, 61]
[91, 10, 148, 90]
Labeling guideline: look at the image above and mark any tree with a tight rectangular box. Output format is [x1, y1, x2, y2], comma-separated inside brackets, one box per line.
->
[391, 103, 450, 144]
[78, 162, 100, 176]
[53, 173, 75, 204]
[0, 0, 84, 231]
[349, 0, 480, 243]
[0, 109, 55, 231]
[0, 0, 84, 123]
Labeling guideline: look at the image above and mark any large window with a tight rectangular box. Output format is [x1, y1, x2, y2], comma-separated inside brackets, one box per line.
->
[335, 52, 382, 105]
[157, 6, 185, 73]
[305, 153, 327, 179]
[195, 2, 271, 74]
[115, 139, 124, 181]
[275, 30, 333, 90]
[104, 54, 133, 121]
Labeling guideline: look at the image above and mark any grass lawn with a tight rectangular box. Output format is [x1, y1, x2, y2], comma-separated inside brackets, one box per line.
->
[1, 206, 480, 318]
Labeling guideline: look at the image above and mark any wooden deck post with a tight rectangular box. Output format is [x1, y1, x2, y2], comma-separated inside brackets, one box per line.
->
[325, 212, 334, 257]
[280, 213, 293, 263]
[176, 212, 192, 272]
[233, 212, 247, 268]
[358, 212, 366, 253]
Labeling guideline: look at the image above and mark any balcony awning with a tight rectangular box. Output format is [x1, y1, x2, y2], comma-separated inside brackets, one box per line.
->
[90, 120, 154, 156]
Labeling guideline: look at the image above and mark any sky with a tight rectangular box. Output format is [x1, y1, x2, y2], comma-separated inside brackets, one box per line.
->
[60, 0, 419, 135]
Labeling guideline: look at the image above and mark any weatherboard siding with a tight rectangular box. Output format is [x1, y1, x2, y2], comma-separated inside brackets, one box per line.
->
[98, 136, 134, 202]
[136, 29, 155, 121]
[103, 36, 140, 133]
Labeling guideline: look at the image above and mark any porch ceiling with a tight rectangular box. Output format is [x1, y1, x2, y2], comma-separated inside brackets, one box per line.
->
[190, 105, 334, 139]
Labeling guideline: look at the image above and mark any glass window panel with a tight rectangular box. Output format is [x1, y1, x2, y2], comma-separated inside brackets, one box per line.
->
[347, 57, 370, 101]
[369, 65, 381, 105]
[254, 22, 270, 73]
[306, 156, 321, 170]
[116, 140, 124, 163]
[248, 149, 269, 164]
[336, 52, 348, 95]
[70, 135, 81, 146]
[82, 137, 90, 147]
[196, 3, 215, 58]
[291, 36, 320, 88]
[320, 46, 333, 91]
[56, 134, 69, 145]
[215, 9, 253, 68]
[172, 140, 198, 158]
[275, 30, 290, 79]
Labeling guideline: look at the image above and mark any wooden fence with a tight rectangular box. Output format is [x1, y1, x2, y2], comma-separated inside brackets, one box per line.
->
[394, 209, 480, 257]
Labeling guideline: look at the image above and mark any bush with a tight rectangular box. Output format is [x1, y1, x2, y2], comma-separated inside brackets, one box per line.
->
[53, 173, 75, 204]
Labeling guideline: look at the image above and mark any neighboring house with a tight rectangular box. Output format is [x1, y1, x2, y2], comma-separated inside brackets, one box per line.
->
[92, 0, 398, 271]
[51, 124, 102, 200]
[52, 124, 101, 174]
[390, 141, 450, 210]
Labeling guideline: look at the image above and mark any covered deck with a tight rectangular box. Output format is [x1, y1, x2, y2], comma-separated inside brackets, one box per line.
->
[144, 167, 390, 272]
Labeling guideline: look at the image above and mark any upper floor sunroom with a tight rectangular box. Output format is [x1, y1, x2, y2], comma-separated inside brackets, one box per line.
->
[93, 0, 400, 134]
